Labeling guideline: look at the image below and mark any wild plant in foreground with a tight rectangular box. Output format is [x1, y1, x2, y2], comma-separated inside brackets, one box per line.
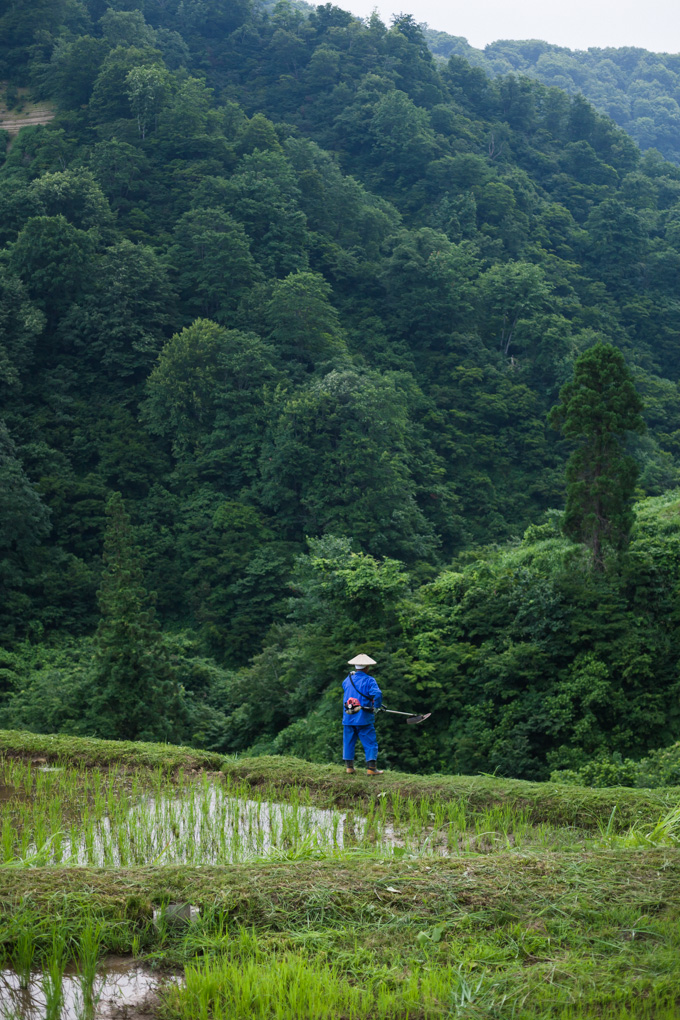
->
[165, 950, 458, 1020]
[599, 802, 680, 848]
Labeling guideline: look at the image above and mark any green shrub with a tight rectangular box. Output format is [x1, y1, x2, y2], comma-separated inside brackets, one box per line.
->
[551, 743, 680, 788]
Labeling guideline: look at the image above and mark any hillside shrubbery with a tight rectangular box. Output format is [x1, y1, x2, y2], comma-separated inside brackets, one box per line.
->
[553, 742, 680, 788]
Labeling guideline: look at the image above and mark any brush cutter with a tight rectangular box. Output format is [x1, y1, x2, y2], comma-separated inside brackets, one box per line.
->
[379, 707, 431, 725]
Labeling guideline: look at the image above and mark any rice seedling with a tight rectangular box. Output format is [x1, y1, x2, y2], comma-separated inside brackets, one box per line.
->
[10, 929, 34, 991]
[163, 949, 462, 1020]
[75, 919, 103, 1020]
[40, 933, 65, 1020]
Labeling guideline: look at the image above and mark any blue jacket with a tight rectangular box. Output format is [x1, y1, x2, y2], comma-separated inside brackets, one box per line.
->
[342, 670, 382, 726]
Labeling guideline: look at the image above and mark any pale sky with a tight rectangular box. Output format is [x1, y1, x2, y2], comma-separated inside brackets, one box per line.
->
[338, 0, 680, 53]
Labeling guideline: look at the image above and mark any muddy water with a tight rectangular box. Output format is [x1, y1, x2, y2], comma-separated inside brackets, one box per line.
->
[27, 788, 367, 866]
[0, 956, 174, 1019]
[0, 784, 16, 804]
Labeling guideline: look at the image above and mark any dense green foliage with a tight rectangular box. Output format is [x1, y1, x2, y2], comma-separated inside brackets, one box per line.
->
[426, 32, 680, 165]
[2, 0, 680, 777]
[552, 739, 680, 788]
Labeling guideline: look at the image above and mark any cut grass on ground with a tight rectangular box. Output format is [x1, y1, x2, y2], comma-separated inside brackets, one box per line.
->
[1, 855, 679, 1018]
[0, 729, 225, 772]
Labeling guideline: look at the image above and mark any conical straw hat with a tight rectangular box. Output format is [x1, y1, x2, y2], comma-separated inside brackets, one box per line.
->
[348, 653, 377, 667]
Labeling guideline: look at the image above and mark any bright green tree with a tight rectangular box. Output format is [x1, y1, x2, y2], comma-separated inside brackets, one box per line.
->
[29, 169, 114, 232]
[477, 260, 550, 357]
[125, 65, 172, 139]
[142, 319, 279, 489]
[258, 368, 438, 561]
[90, 492, 184, 742]
[89, 45, 160, 123]
[236, 112, 282, 155]
[549, 343, 645, 569]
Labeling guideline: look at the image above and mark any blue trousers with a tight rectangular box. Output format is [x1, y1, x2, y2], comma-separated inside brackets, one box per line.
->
[343, 723, 378, 763]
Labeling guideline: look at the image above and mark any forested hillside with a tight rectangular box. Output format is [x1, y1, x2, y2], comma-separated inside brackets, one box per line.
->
[426, 31, 680, 165]
[2, 0, 680, 778]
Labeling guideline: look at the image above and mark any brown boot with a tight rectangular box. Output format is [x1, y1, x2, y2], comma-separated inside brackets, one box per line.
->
[344, 761, 355, 774]
[366, 761, 384, 776]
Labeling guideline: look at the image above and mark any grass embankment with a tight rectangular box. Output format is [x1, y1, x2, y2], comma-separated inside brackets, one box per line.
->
[0, 728, 225, 772]
[1, 729, 680, 1018]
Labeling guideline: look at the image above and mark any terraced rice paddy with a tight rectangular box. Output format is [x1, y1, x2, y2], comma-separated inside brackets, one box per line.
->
[0, 733, 679, 1019]
[0, 757, 600, 868]
[0, 757, 606, 872]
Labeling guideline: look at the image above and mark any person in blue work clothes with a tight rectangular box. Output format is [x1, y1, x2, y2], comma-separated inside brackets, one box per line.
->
[343, 653, 384, 775]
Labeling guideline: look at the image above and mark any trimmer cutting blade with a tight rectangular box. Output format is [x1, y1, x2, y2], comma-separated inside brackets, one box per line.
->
[380, 708, 432, 725]
[406, 712, 431, 725]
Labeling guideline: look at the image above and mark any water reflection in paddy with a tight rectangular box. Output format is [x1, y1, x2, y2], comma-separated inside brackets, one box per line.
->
[0, 957, 176, 1020]
[22, 785, 367, 866]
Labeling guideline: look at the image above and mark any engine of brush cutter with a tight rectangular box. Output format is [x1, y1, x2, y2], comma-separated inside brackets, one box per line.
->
[344, 697, 361, 715]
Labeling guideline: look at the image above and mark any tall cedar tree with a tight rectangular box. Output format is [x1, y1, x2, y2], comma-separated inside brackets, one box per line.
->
[92, 492, 183, 741]
[549, 344, 645, 569]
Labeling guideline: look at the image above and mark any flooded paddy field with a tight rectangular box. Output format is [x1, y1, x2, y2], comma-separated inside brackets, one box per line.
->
[0, 757, 600, 868]
[1, 735, 680, 1020]
[0, 957, 172, 1019]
